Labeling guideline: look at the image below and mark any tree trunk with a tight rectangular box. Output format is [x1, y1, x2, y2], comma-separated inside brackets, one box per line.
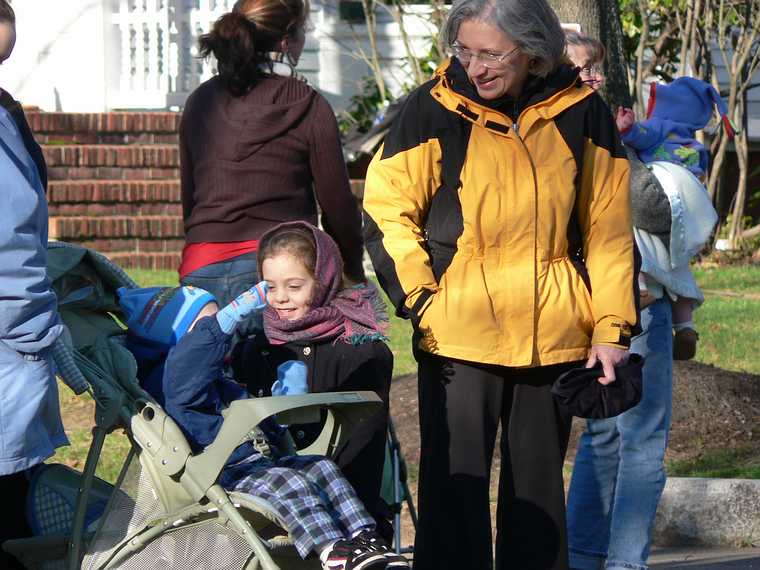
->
[598, 0, 632, 108]
[550, 0, 631, 108]
[633, 0, 649, 114]
[551, 0, 600, 37]
[728, 128, 748, 247]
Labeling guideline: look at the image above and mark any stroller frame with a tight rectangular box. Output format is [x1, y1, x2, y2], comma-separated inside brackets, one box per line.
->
[386, 420, 417, 555]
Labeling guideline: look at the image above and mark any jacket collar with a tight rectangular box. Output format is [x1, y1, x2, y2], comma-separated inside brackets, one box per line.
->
[430, 57, 595, 137]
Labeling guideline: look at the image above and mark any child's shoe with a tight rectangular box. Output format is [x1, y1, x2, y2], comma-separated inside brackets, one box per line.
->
[322, 539, 388, 570]
[353, 530, 410, 568]
[673, 327, 699, 360]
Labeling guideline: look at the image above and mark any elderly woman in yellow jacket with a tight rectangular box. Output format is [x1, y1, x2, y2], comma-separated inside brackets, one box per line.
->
[362, 0, 637, 568]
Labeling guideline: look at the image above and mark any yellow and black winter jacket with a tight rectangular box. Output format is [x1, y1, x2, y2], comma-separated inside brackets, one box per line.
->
[363, 59, 637, 368]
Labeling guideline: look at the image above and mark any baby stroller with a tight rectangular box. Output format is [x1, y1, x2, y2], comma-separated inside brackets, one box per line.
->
[3, 242, 383, 570]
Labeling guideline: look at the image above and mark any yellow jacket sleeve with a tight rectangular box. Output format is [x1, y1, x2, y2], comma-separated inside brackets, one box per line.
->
[577, 110, 638, 349]
[363, 137, 443, 321]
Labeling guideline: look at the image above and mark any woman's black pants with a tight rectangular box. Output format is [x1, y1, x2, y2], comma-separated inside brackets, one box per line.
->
[413, 350, 577, 570]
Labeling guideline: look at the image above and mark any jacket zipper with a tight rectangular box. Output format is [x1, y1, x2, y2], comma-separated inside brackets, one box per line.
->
[510, 126, 540, 362]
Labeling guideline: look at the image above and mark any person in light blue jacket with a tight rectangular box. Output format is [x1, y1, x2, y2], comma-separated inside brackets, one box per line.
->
[0, 102, 67, 567]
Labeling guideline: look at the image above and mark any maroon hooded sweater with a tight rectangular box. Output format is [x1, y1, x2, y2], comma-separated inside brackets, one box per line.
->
[179, 75, 364, 280]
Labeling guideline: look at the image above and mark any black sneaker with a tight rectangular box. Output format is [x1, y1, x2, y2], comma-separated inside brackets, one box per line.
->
[353, 530, 410, 568]
[322, 539, 388, 570]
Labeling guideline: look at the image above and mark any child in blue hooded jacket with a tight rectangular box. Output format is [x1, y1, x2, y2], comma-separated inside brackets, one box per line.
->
[616, 77, 733, 360]
[617, 77, 734, 180]
[118, 284, 407, 570]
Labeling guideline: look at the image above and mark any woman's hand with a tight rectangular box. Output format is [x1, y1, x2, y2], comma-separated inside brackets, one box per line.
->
[585, 345, 629, 385]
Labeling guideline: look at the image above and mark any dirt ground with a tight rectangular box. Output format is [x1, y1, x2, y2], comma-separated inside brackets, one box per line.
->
[388, 360, 760, 546]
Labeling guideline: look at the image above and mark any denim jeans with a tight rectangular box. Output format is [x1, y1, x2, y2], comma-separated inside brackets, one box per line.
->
[566, 298, 673, 570]
[180, 252, 262, 337]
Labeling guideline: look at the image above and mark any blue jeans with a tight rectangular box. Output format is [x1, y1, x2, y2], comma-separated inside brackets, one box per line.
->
[566, 298, 673, 570]
[180, 252, 262, 337]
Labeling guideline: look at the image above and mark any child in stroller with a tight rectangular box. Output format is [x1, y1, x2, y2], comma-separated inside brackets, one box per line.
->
[117, 283, 408, 570]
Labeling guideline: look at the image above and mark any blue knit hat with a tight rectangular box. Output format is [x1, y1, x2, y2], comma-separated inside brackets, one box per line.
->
[117, 286, 217, 348]
[647, 76, 735, 137]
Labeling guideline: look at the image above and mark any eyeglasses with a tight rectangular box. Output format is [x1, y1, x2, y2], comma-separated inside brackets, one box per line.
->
[450, 43, 520, 69]
[579, 64, 603, 78]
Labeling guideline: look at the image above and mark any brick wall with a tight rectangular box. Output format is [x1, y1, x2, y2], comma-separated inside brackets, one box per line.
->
[32, 111, 366, 272]
[31, 112, 184, 270]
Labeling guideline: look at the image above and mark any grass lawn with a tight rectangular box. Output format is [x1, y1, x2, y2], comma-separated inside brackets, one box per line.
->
[692, 264, 760, 294]
[125, 268, 178, 288]
[693, 264, 760, 375]
[694, 295, 760, 374]
[667, 446, 760, 479]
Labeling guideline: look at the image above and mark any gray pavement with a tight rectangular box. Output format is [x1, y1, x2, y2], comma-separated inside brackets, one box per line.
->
[650, 547, 760, 569]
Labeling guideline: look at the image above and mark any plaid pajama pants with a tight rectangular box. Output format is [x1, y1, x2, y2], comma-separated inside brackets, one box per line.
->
[222, 454, 375, 558]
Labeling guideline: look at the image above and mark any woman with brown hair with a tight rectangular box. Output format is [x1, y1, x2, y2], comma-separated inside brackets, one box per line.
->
[179, 0, 365, 327]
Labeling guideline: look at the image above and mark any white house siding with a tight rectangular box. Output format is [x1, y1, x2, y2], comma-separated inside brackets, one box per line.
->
[1, 0, 436, 113]
[709, 44, 760, 142]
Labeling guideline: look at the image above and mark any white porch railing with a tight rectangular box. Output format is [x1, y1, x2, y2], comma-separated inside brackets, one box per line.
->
[107, 0, 235, 109]
[105, 0, 438, 112]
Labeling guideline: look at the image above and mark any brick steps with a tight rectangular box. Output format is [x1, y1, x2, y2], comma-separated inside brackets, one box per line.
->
[47, 180, 180, 204]
[47, 166, 179, 181]
[48, 202, 182, 217]
[49, 216, 183, 241]
[75, 238, 184, 253]
[33, 112, 185, 270]
[28, 112, 180, 134]
[43, 145, 179, 168]
[107, 252, 182, 271]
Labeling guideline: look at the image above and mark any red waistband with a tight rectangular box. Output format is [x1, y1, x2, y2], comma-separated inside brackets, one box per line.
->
[179, 241, 259, 279]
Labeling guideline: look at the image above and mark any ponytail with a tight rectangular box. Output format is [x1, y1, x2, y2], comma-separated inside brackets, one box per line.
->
[199, 0, 308, 97]
[199, 12, 266, 96]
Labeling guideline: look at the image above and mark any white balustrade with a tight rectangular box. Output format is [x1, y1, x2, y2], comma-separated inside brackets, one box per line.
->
[106, 0, 436, 111]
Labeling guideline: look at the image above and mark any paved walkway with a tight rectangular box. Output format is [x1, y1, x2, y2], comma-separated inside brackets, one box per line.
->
[650, 547, 760, 569]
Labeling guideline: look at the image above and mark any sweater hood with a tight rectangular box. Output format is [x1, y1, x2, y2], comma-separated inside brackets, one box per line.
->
[193, 75, 317, 162]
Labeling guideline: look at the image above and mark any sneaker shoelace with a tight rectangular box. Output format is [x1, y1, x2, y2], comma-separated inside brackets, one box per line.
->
[324, 539, 387, 570]
[354, 531, 410, 568]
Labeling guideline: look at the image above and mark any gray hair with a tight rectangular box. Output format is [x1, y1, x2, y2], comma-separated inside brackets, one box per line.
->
[441, 0, 565, 77]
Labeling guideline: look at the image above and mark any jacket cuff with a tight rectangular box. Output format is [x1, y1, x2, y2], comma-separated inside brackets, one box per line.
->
[591, 317, 633, 349]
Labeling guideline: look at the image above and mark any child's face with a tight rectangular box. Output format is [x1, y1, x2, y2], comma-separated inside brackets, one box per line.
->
[262, 253, 317, 321]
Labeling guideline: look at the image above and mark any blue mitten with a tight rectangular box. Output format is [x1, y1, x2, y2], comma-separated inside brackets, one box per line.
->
[271, 360, 308, 396]
[215, 281, 268, 334]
